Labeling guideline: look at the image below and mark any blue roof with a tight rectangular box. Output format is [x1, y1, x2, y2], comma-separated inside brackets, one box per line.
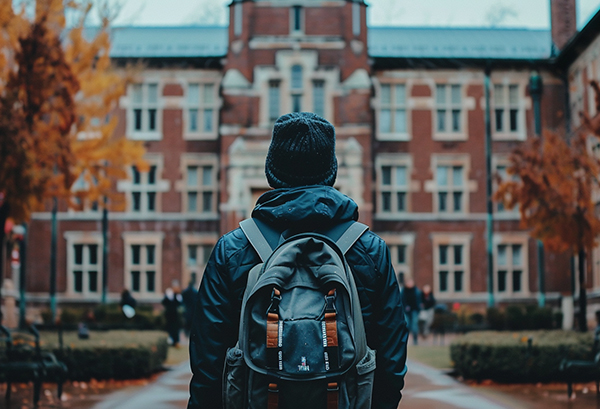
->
[103, 26, 553, 60]
[108, 26, 228, 58]
[368, 27, 552, 60]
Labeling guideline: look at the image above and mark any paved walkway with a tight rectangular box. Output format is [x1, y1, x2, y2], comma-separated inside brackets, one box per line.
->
[88, 359, 519, 409]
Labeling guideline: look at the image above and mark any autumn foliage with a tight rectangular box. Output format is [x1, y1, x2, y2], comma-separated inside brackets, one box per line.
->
[0, 0, 145, 222]
[495, 80, 600, 331]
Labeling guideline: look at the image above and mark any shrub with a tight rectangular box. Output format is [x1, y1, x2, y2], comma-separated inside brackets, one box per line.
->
[44, 330, 168, 380]
[451, 330, 595, 382]
[42, 304, 165, 330]
[486, 307, 505, 330]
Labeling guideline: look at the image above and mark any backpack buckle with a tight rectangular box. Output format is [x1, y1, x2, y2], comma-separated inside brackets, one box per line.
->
[325, 289, 336, 313]
[268, 287, 282, 314]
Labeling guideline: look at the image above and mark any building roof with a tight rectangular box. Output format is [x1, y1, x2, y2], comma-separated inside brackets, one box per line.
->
[108, 26, 228, 58]
[104, 25, 553, 61]
[555, 8, 600, 69]
[368, 27, 552, 60]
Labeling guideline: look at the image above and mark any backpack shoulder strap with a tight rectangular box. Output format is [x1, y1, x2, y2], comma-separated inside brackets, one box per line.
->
[335, 222, 369, 255]
[239, 218, 274, 263]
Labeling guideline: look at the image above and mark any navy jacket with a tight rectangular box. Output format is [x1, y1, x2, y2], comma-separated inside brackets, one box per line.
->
[188, 186, 408, 409]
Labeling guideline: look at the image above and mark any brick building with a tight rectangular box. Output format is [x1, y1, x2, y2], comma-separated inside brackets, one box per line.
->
[10, 0, 600, 320]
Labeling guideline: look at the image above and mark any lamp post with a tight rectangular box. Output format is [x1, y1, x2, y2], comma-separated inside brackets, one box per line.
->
[529, 71, 546, 308]
[101, 195, 108, 304]
[50, 197, 57, 322]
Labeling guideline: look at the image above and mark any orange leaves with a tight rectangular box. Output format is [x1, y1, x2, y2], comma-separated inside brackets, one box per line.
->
[0, 0, 145, 221]
[495, 124, 600, 255]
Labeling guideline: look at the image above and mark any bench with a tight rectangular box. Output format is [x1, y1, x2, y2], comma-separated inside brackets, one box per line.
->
[559, 327, 600, 398]
[0, 324, 68, 405]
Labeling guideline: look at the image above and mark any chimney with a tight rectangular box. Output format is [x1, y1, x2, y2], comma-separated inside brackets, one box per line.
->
[550, 0, 577, 52]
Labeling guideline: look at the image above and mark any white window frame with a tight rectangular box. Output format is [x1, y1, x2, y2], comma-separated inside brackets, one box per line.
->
[290, 5, 304, 35]
[64, 232, 103, 297]
[290, 64, 303, 112]
[268, 80, 281, 123]
[434, 83, 467, 141]
[376, 82, 410, 141]
[180, 233, 218, 287]
[431, 233, 472, 298]
[176, 154, 219, 217]
[127, 82, 161, 140]
[493, 155, 520, 216]
[493, 233, 530, 297]
[492, 83, 526, 140]
[184, 82, 219, 140]
[426, 155, 475, 215]
[117, 155, 170, 215]
[375, 154, 415, 218]
[380, 233, 415, 287]
[123, 232, 164, 299]
[70, 171, 100, 213]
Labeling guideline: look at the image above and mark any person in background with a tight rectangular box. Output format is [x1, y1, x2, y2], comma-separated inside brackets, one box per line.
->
[419, 284, 436, 338]
[181, 273, 198, 338]
[401, 278, 421, 345]
[120, 289, 137, 319]
[162, 287, 183, 347]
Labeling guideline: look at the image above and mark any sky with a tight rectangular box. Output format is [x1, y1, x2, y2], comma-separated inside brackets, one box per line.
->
[101, 0, 600, 30]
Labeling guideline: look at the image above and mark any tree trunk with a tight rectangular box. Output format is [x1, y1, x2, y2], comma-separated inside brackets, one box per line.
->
[0, 202, 9, 325]
[578, 248, 588, 332]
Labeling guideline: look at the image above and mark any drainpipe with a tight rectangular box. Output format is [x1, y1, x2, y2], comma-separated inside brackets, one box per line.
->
[485, 64, 495, 307]
[529, 71, 546, 308]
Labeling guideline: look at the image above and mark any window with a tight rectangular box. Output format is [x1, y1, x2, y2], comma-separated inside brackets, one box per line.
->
[435, 84, 462, 134]
[181, 233, 218, 286]
[376, 155, 413, 217]
[71, 172, 99, 212]
[65, 232, 102, 297]
[352, 2, 361, 36]
[130, 165, 158, 212]
[291, 65, 303, 112]
[380, 233, 415, 288]
[313, 80, 325, 117]
[493, 84, 522, 137]
[379, 84, 407, 137]
[234, 2, 243, 36]
[130, 83, 159, 138]
[435, 164, 465, 213]
[494, 235, 529, 296]
[178, 154, 219, 215]
[269, 81, 280, 122]
[123, 232, 163, 297]
[291, 6, 303, 33]
[187, 83, 217, 136]
[432, 233, 471, 297]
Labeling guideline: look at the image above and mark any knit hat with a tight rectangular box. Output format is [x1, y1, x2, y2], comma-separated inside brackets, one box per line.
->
[265, 112, 337, 188]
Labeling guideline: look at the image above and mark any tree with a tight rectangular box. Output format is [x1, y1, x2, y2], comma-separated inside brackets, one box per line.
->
[495, 83, 600, 332]
[0, 0, 146, 299]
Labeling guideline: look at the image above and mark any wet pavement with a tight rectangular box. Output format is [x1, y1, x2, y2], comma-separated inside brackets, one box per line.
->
[85, 359, 520, 409]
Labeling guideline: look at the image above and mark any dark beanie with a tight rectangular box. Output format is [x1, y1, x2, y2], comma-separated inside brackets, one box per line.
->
[265, 112, 338, 188]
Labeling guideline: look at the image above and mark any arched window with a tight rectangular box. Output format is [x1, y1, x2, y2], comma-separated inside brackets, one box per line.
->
[291, 65, 303, 90]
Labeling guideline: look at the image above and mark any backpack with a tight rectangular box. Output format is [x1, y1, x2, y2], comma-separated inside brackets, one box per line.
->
[222, 218, 376, 409]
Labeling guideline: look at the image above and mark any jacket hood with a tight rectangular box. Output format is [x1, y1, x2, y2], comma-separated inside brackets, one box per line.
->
[251, 186, 359, 228]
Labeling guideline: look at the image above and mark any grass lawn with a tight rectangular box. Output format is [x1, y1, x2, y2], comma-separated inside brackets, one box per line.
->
[407, 344, 453, 370]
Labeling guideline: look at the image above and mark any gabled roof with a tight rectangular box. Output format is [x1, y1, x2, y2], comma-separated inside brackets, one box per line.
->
[108, 26, 228, 58]
[556, 8, 600, 69]
[368, 27, 552, 60]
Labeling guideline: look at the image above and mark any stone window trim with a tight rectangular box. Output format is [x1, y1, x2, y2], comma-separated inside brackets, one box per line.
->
[379, 232, 416, 287]
[492, 155, 520, 217]
[433, 83, 470, 141]
[125, 81, 162, 141]
[122, 232, 164, 299]
[374, 154, 419, 218]
[64, 232, 103, 297]
[180, 233, 219, 288]
[493, 233, 530, 297]
[175, 154, 219, 217]
[373, 80, 411, 141]
[183, 81, 221, 141]
[290, 5, 304, 35]
[424, 154, 477, 215]
[431, 232, 472, 298]
[116, 154, 170, 215]
[491, 82, 527, 141]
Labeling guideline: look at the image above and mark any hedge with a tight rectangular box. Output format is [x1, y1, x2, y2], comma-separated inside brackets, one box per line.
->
[41, 304, 167, 330]
[450, 330, 596, 382]
[5, 330, 168, 381]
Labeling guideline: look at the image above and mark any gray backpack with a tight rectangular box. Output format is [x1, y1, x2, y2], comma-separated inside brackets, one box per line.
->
[222, 219, 376, 409]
